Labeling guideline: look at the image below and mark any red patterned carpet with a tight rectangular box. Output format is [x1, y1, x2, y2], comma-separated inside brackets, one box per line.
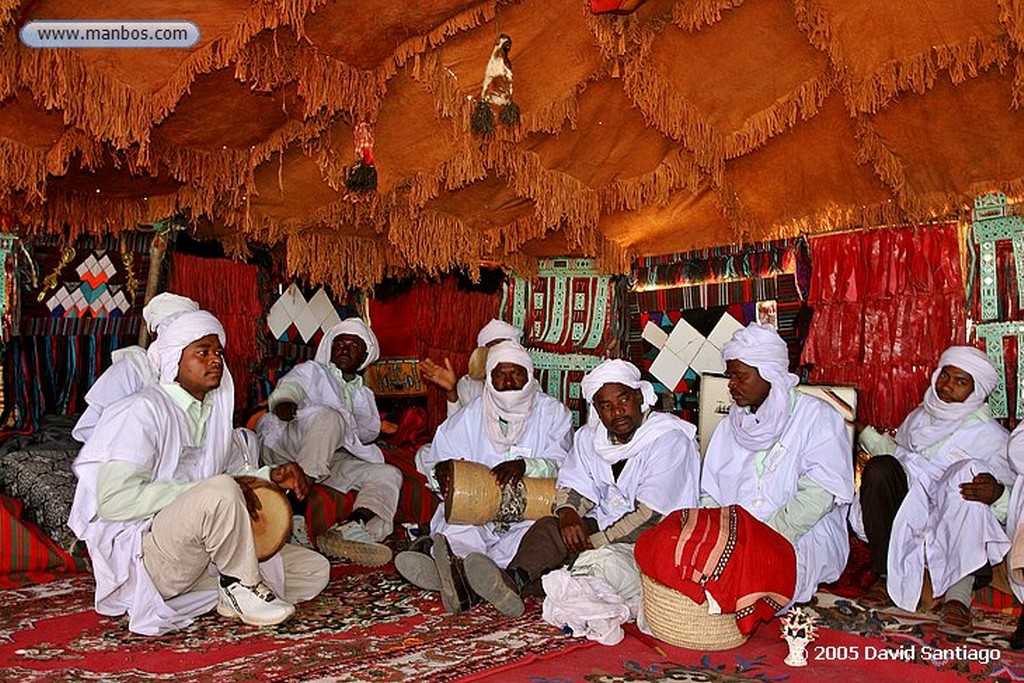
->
[2, 562, 1023, 682]
[0, 564, 589, 682]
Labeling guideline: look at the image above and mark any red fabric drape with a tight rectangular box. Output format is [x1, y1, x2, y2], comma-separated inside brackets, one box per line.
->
[370, 294, 419, 357]
[413, 280, 500, 430]
[168, 253, 262, 414]
[801, 224, 966, 429]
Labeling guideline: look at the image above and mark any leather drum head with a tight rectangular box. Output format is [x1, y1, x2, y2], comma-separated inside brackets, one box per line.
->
[236, 476, 292, 561]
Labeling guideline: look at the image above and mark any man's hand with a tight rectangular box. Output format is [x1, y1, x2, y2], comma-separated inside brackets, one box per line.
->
[492, 459, 526, 487]
[558, 508, 593, 554]
[434, 459, 454, 499]
[960, 472, 1005, 505]
[235, 477, 263, 523]
[273, 401, 298, 422]
[271, 462, 312, 501]
[421, 358, 457, 393]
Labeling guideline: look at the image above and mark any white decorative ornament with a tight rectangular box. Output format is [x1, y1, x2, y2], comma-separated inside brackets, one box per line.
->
[642, 313, 743, 389]
[780, 607, 817, 667]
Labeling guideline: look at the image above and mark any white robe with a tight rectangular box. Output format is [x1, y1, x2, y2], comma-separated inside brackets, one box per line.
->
[886, 416, 1011, 610]
[68, 386, 286, 636]
[259, 360, 383, 465]
[701, 393, 854, 604]
[557, 412, 700, 530]
[421, 392, 573, 567]
[1007, 422, 1024, 600]
[72, 346, 156, 443]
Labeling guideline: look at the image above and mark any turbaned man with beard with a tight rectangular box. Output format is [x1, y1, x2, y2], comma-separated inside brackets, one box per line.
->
[396, 341, 573, 614]
[458, 358, 701, 617]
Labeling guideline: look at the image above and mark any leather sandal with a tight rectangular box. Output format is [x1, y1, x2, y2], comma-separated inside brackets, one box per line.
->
[936, 600, 973, 637]
[433, 534, 478, 614]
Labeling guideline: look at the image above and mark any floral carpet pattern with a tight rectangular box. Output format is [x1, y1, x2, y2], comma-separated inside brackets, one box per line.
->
[2, 561, 1022, 682]
[0, 565, 587, 682]
[808, 592, 1023, 681]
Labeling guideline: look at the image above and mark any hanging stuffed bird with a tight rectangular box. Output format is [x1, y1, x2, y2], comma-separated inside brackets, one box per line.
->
[345, 121, 377, 192]
[471, 34, 519, 135]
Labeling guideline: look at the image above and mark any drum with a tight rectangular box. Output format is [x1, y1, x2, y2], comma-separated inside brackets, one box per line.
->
[235, 476, 292, 561]
[444, 460, 556, 525]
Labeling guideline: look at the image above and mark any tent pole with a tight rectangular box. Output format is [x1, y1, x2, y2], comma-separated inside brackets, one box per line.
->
[138, 233, 168, 348]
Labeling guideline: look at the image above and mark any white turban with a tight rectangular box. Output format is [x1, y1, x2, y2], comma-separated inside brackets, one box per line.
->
[485, 340, 534, 377]
[142, 292, 200, 334]
[483, 341, 538, 449]
[897, 345, 1000, 452]
[934, 346, 999, 399]
[315, 317, 380, 371]
[720, 323, 799, 450]
[477, 319, 523, 348]
[580, 359, 657, 410]
[147, 309, 225, 383]
[146, 309, 233, 464]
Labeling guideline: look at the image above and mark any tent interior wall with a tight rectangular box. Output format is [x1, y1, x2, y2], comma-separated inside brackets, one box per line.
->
[3, 0, 1024, 679]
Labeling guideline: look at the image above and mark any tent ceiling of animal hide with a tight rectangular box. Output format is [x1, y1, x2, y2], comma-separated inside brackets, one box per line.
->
[3, 0, 1024, 289]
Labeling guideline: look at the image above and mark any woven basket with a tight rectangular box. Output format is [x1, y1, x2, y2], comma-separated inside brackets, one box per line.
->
[640, 573, 749, 651]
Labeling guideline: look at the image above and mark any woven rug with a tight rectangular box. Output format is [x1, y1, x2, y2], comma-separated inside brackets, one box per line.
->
[496, 625, 990, 682]
[3, 560, 1021, 682]
[484, 591, 1022, 682]
[0, 564, 588, 682]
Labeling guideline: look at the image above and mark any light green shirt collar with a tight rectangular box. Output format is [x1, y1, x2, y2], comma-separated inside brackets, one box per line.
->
[160, 382, 214, 445]
[328, 365, 362, 411]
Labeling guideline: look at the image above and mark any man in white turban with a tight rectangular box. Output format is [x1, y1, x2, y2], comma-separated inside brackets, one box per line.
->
[72, 292, 200, 442]
[258, 317, 400, 567]
[1006, 422, 1024, 648]
[396, 341, 572, 614]
[701, 323, 854, 605]
[855, 346, 1011, 635]
[69, 310, 329, 636]
[420, 318, 524, 417]
[459, 358, 700, 617]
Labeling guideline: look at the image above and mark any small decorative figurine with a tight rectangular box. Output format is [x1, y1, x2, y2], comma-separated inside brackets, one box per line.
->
[780, 607, 817, 667]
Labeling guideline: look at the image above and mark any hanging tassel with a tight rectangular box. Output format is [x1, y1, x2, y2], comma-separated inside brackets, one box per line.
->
[345, 122, 378, 192]
[499, 100, 520, 128]
[471, 99, 496, 135]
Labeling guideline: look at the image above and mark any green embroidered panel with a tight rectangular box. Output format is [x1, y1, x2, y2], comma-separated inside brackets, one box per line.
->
[971, 192, 1024, 320]
[974, 322, 1024, 419]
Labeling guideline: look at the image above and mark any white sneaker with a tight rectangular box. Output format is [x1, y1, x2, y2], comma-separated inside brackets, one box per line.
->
[217, 581, 296, 627]
[317, 520, 393, 567]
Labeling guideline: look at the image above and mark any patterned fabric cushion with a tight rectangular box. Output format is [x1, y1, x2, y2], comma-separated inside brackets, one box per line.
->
[0, 449, 79, 550]
[304, 441, 439, 544]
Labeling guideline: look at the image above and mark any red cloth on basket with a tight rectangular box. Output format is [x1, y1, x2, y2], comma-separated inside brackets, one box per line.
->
[634, 506, 796, 635]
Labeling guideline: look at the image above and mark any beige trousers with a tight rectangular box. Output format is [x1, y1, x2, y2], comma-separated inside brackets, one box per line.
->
[143, 474, 330, 603]
[264, 407, 402, 541]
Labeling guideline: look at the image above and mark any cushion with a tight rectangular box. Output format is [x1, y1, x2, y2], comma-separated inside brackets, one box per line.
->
[0, 449, 79, 550]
